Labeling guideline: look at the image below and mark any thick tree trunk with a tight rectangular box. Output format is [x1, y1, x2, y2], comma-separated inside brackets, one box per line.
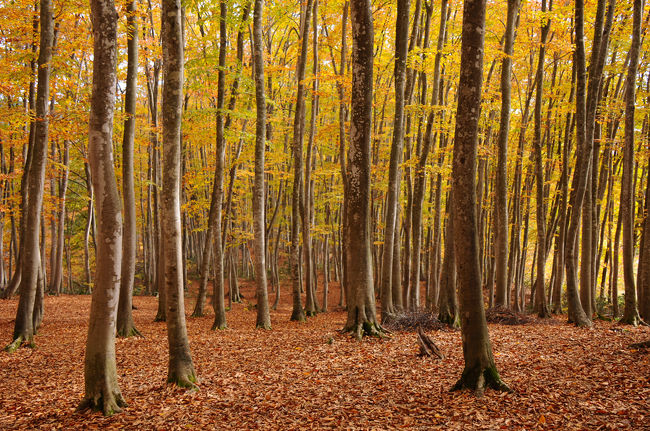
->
[450, 0, 509, 395]
[252, 0, 271, 329]
[78, 0, 126, 414]
[117, 0, 141, 338]
[342, 0, 383, 339]
[161, 0, 197, 387]
[6, 0, 54, 352]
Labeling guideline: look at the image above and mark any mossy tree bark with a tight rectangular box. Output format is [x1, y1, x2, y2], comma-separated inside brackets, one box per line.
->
[252, 0, 271, 330]
[6, 0, 54, 353]
[341, 0, 384, 340]
[450, 0, 509, 395]
[161, 0, 197, 388]
[117, 0, 141, 338]
[79, 0, 126, 414]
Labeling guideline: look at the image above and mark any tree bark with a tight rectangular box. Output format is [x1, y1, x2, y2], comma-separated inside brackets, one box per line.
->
[620, 0, 642, 325]
[342, 0, 383, 339]
[78, 0, 126, 414]
[252, 0, 271, 329]
[450, 0, 509, 395]
[117, 0, 141, 338]
[6, 0, 54, 352]
[161, 0, 197, 387]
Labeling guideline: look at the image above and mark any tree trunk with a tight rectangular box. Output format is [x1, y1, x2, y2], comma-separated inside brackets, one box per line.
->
[450, 0, 509, 395]
[6, 0, 54, 352]
[252, 0, 271, 329]
[78, 0, 126, 414]
[161, 0, 197, 387]
[342, 0, 383, 339]
[620, 0, 642, 325]
[117, 0, 141, 338]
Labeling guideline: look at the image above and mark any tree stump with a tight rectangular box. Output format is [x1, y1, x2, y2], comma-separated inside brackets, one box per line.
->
[416, 327, 444, 359]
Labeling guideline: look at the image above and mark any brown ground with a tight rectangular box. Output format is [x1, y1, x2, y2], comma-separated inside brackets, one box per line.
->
[0, 281, 648, 430]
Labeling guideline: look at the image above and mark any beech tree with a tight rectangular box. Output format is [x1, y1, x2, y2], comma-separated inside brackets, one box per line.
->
[252, 0, 271, 329]
[5, 0, 54, 352]
[78, 0, 126, 414]
[161, 0, 197, 387]
[450, 0, 509, 394]
[116, 0, 141, 338]
[341, 0, 382, 339]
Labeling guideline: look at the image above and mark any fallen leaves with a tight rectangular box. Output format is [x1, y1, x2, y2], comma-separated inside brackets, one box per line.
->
[0, 280, 648, 430]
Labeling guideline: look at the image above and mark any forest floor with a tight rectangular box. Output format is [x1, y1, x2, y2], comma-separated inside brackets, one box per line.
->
[0, 281, 649, 430]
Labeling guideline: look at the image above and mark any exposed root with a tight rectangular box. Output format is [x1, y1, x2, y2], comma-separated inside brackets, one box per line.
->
[451, 364, 511, 397]
[629, 340, 650, 349]
[618, 312, 644, 327]
[290, 308, 306, 322]
[416, 327, 444, 359]
[342, 320, 388, 341]
[78, 389, 127, 416]
[116, 326, 143, 338]
[211, 322, 228, 331]
[305, 310, 318, 317]
[256, 322, 271, 330]
[4, 335, 34, 353]
[167, 373, 198, 390]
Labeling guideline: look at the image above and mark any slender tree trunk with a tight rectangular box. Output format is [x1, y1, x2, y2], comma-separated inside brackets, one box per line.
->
[620, 0, 642, 325]
[6, 0, 54, 352]
[78, 0, 126, 414]
[117, 0, 141, 338]
[450, 0, 509, 395]
[161, 0, 197, 387]
[494, 0, 520, 308]
[252, 0, 271, 329]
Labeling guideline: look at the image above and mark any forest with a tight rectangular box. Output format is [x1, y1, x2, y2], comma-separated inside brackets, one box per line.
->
[0, 0, 649, 427]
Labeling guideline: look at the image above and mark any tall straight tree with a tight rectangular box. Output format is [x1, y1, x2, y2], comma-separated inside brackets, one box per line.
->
[380, 0, 409, 321]
[117, 0, 141, 338]
[161, 0, 197, 387]
[450, 0, 509, 394]
[78, 0, 126, 414]
[252, 0, 271, 329]
[5, 0, 54, 352]
[532, 0, 551, 318]
[564, 0, 593, 327]
[619, 0, 642, 326]
[289, 0, 313, 322]
[493, 0, 520, 308]
[342, 0, 383, 339]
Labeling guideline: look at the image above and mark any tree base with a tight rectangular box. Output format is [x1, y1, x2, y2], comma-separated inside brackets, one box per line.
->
[438, 312, 460, 328]
[116, 326, 143, 338]
[305, 310, 318, 317]
[618, 311, 647, 327]
[290, 308, 306, 322]
[451, 364, 511, 397]
[78, 388, 127, 416]
[211, 320, 227, 331]
[256, 322, 271, 330]
[4, 335, 34, 353]
[342, 320, 387, 341]
[167, 372, 198, 390]
[153, 314, 166, 323]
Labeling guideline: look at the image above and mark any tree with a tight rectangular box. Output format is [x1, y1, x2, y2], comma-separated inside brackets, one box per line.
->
[78, 0, 126, 414]
[117, 0, 141, 338]
[5, 0, 54, 352]
[493, 0, 520, 309]
[341, 0, 383, 339]
[450, 0, 509, 394]
[619, 0, 642, 326]
[380, 0, 409, 321]
[161, 0, 197, 388]
[252, 0, 271, 329]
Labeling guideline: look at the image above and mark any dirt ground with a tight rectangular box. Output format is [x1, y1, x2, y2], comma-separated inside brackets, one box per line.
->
[0, 281, 648, 430]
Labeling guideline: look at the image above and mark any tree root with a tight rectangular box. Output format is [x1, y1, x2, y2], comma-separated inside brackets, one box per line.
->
[290, 309, 306, 322]
[78, 388, 127, 416]
[416, 327, 444, 359]
[116, 326, 143, 338]
[618, 312, 645, 327]
[342, 320, 388, 341]
[256, 322, 271, 330]
[451, 364, 512, 397]
[4, 335, 34, 353]
[168, 373, 198, 390]
[629, 340, 650, 349]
